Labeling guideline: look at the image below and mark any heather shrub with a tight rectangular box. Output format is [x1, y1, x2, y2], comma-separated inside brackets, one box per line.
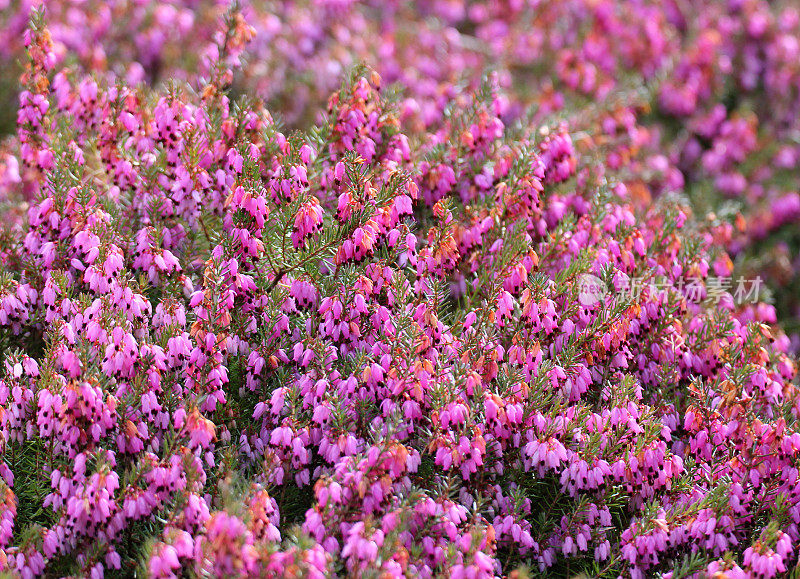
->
[3, 0, 800, 333]
[0, 4, 799, 579]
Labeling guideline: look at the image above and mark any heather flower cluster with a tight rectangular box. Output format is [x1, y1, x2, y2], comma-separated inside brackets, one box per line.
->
[0, 2, 799, 579]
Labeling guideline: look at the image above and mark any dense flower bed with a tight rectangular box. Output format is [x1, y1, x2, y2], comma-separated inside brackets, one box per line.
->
[0, 2, 799, 578]
[2, 1, 800, 329]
